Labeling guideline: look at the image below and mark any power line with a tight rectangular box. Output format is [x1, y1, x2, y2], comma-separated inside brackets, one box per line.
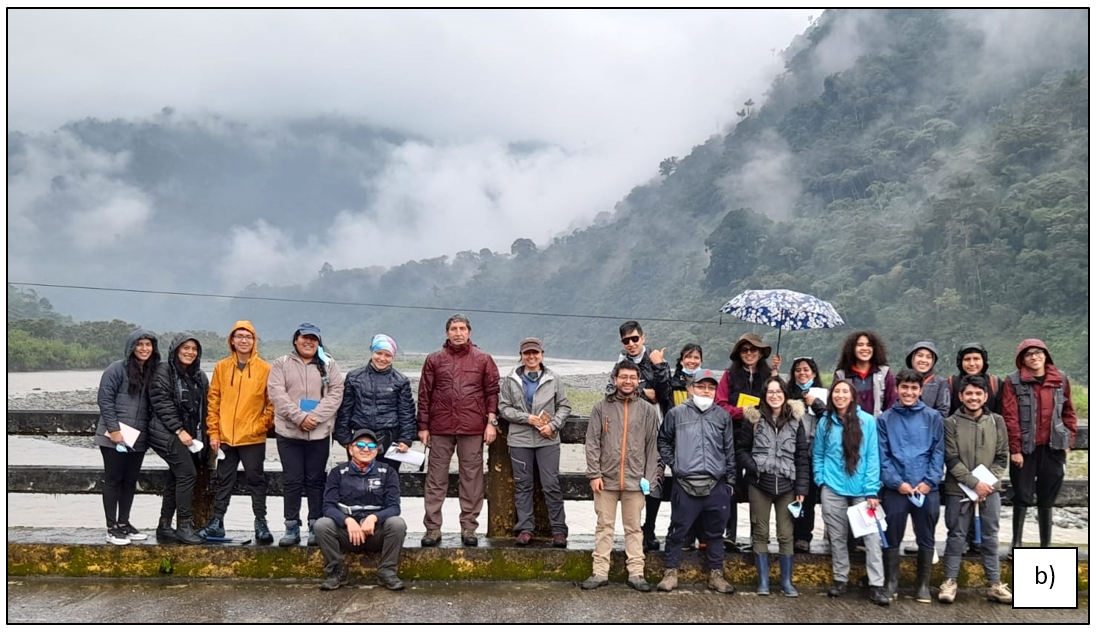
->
[10, 282, 725, 326]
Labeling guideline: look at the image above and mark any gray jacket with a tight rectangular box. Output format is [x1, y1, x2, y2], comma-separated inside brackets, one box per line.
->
[921, 375, 951, 417]
[93, 329, 161, 452]
[658, 398, 736, 486]
[497, 365, 572, 448]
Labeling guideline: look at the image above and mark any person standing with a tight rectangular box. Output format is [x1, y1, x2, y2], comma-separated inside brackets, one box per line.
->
[947, 342, 1003, 416]
[905, 342, 950, 416]
[1001, 339, 1077, 553]
[669, 343, 704, 551]
[877, 369, 945, 604]
[833, 330, 897, 417]
[787, 357, 825, 553]
[497, 337, 572, 547]
[938, 375, 1013, 605]
[581, 360, 661, 592]
[199, 321, 275, 544]
[418, 314, 500, 548]
[148, 333, 210, 545]
[656, 369, 737, 595]
[335, 334, 416, 471]
[94, 329, 160, 545]
[269, 322, 345, 547]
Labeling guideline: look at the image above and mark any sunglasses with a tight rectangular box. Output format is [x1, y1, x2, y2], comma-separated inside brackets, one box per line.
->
[740, 347, 760, 354]
[621, 335, 641, 345]
[353, 441, 378, 450]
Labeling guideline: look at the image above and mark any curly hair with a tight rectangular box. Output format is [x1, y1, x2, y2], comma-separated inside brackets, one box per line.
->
[835, 330, 888, 374]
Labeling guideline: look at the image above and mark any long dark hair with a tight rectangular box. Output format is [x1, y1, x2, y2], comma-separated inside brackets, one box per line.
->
[727, 353, 771, 397]
[791, 357, 821, 387]
[758, 376, 792, 427]
[835, 330, 888, 375]
[824, 378, 863, 475]
[674, 344, 703, 375]
[126, 338, 159, 397]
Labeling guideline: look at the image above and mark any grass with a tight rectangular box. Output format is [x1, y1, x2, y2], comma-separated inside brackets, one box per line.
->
[567, 391, 603, 417]
[1073, 385, 1088, 419]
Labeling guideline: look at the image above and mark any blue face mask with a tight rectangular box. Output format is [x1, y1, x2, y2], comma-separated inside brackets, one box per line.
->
[682, 365, 701, 376]
[797, 379, 813, 391]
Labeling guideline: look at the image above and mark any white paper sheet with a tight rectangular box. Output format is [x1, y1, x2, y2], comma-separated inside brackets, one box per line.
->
[846, 501, 888, 538]
[384, 444, 426, 467]
[957, 464, 999, 501]
[808, 387, 829, 405]
[118, 422, 141, 448]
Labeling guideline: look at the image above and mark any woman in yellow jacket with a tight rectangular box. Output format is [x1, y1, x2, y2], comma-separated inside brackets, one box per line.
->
[196, 321, 275, 544]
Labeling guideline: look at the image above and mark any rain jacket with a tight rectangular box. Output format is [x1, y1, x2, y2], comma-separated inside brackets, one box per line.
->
[94, 329, 160, 452]
[335, 362, 416, 449]
[943, 409, 1009, 497]
[585, 388, 660, 492]
[739, 400, 811, 497]
[658, 397, 736, 485]
[1001, 339, 1077, 454]
[417, 340, 500, 436]
[812, 407, 881, 498]
[877, 399, 945, 492]
[206, 321, 274, 447]
[269, 350, 345, 441]
[904, 341, 950, 416]
[498, 364, 572, 448]
[148, 333, 210, 456]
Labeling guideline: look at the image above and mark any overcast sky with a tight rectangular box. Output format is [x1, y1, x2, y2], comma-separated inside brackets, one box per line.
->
[9, 9, 822, 296]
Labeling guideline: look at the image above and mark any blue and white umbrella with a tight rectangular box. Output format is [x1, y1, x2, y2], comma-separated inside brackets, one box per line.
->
[719, 289, 844, 355]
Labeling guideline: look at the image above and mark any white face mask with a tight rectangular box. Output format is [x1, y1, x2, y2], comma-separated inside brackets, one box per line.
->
[693, 396, 714, 411]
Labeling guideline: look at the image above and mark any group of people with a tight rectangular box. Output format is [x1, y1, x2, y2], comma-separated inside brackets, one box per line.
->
[94, 315, 1077, 600]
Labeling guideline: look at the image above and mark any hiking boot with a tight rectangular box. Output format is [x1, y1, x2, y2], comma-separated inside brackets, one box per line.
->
[515, 531, 532, 546]
[580, 575, 609, 590]
[643, 533, 661, 553]
[279, 520, 301, 547]
[156, 518, 177, 543]
[628, 575, 652, 592]
[657, 569, 678, 592]
[461, 529, 479, 547]
[120, 523, 147, 541]
[255, 517, 274, 545]
[987, 582, 1013, 604]
[914, 548, 934, 603]
[869, 586, 891, 607]
[307, 519, 318, 546]
[938, 578, 958, 604]
[106, 526, 131, 546]
[827, 581, 847, 598]
[421, 529, 442, 547]
[552, 533, 568, 548]
[754, 552, 771, 596]
[708, 570, 735, 594]
[378, 573, 405, 591]
[198, 516, 225, 540]
[175, 519, 203, 545]
[320, 564, 348, 591]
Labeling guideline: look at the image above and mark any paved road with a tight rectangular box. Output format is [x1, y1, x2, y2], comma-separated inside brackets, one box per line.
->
[6, 577, 1086, 623]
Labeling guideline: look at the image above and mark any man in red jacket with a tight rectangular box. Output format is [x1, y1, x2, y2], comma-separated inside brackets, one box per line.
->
[1000, 339, 1077, 554]
[418, 314, 500, 548]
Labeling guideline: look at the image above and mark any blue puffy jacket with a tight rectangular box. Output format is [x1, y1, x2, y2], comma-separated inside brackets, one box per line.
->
[812, 407, 880, 498]
[877, 399, 945, 492]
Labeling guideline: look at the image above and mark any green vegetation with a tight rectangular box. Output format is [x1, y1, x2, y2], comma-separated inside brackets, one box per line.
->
[565, 391, 603, 417]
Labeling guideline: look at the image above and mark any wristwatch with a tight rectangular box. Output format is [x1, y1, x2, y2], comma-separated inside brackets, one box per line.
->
[489, 417, 498, 427]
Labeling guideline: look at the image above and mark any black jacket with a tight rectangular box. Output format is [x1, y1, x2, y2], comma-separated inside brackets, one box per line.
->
[334, 363, 416, 449]
[609, 349, 672, 415]
[322, 460, 401, 526]
[148, 333, 209, 456]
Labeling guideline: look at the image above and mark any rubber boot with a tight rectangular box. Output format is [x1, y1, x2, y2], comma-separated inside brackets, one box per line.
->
[175, 519, 203, 545]
[1037, 507, 1053, 548]
[883, 546, 900, 601]
[754, 552, 770, 595]
[914, 548, 934, 603]
[779, 554, 798, 597]
[156, 517, 177, 543]
[1010, 507, 1028, 557]
[307, 518, 318, 546]
[279, 520, 301, 547]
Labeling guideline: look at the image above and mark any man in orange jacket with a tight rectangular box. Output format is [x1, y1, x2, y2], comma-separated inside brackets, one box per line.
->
[196, 321, 275, 544]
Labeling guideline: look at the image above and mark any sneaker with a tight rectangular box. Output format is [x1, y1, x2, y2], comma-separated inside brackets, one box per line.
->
[421, 529, 442, 547]
[682, 540, 697, 552]
[120, 523, 147, 541]
[461, 529, 479, 547]
[869, 586, 891, 607]
[552, 533, 568, 549]
[987, 582, 1013, 604]
[580, 575, 609, 590]
[938, 578, 958, 604]
[106, 527, 131, 546]
[627, 575, 652, 592]
[515, 531, 532, 546]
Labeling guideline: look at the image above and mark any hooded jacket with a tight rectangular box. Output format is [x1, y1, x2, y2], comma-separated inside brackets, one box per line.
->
[585, 388, 660, 492]
[947, 342, 1003, 416]
[148, 333, 210, 456]
[335, 361, 416, 449]
[943, 409, 1009, 497]
[738, 400, 810, 497]
[812, 407, 881, 498]
[658, 396, 736, 486]
[1001, 339, 1077, 454]
[206, 321, 274, 447]
[269, 347, 345, 441]
[877, 398, 945, 493]
[905, 341, 950, 417]
[94, 329, 160, 452]
[498, 364, 572, 448]
[417, 340, 500, 436]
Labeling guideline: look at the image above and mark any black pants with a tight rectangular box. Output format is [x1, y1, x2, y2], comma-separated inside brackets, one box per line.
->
[213, 442, 268, 519]
[100, 446, 146, 528]
[665, 481, 732, 570]
[156, 438, 199, 523]
[1009, 444, 1067, 509]
[277, 435, 330, 522]
[794, 480, 821, 544]
[881, 488, 941, 550]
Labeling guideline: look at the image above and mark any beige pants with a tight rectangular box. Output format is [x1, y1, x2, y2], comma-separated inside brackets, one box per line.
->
[423, 434, 484, 531]
[592, 489, 646, 577]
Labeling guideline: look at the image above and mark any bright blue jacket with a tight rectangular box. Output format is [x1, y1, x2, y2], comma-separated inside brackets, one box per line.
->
[812, 407, 880, 498]
[877, 399, 945, 492]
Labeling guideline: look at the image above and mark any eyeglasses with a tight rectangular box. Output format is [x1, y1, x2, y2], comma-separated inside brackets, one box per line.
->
[352, 441, 378, 450]
[1023, 349, 1045, 358]
[621, 335, 641, 345]
[233, 334, 255, 341]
